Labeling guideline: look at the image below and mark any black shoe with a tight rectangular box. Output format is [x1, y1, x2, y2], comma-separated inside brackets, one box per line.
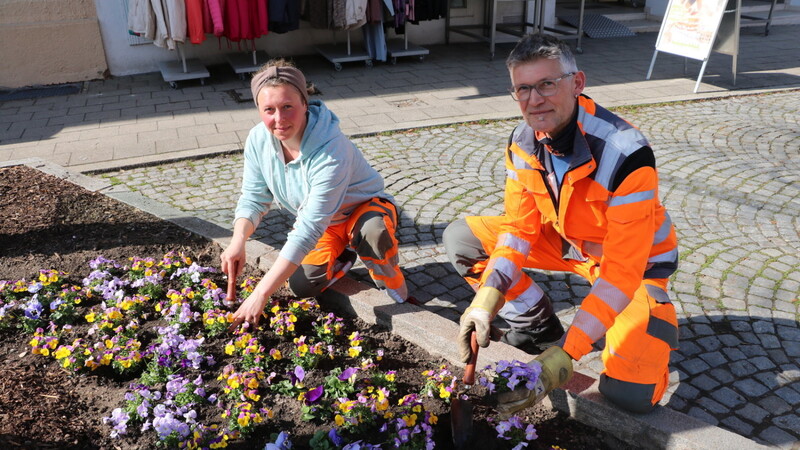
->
[501, 313, 565, 355]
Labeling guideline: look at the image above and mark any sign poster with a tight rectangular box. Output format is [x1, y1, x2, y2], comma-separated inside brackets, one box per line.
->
[655, 0, 729, 60]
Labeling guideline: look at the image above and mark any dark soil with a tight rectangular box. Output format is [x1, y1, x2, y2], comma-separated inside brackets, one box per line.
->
[0, 165, 637, 449]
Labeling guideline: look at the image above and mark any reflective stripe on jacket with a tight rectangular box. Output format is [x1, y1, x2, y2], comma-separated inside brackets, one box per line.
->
[480, 94, 679, 360]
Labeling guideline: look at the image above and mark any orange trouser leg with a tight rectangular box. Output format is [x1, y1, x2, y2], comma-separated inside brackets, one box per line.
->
[289, 198, 406, 299]
[346, 198, 406, 295]
[289, 221, 351, 298]
[461, 216, 598, 288]
[451, 217, 596, 329]
[599, 278, 678, 413]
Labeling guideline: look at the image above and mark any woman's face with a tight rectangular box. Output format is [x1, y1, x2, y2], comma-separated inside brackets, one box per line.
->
[257, 84, 308, 143]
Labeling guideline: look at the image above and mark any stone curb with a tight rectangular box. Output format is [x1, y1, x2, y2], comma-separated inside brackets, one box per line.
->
[5, 157, 769, 450]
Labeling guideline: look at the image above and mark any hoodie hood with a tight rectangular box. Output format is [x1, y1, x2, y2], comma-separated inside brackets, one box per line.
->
[298, 100, 342, 161]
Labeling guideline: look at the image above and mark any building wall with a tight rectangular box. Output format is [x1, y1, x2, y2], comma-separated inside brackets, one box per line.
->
[0, 0, 108, 89]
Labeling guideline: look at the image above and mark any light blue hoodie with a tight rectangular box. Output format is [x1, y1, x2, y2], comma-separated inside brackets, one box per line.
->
[235, 99, 392, 265]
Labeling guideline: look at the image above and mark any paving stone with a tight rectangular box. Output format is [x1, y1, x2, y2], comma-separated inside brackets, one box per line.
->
[721, 416, 754, 437]
[758, 395, 792, 416]
[710, 386, 746, 408]
[733, 378, 769, 397]
[775, 386, 800, 405]
[697, 397, 728, 414]
[687, 406, 719, 426]
[698, 351, 726, 367]
[708, 368, 735, 384]
[690, 373, 721, 391]
[722, 347, 747, 361]
[758, 426, 797, 447]
[697, 335, 722, 351]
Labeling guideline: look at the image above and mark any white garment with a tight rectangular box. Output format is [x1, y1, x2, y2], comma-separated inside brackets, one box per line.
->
[345, 0, 368, 30]
[164, 0, 187, 45]
[128, 0, 155, 40]
[150, 0, 170, 48]
[146, 0, 186, 49]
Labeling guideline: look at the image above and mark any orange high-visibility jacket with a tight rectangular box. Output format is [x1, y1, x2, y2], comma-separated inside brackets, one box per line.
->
[480, 95, 679, 360]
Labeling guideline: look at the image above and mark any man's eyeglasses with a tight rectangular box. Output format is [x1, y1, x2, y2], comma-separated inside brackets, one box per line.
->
[509, 72, 575, 101]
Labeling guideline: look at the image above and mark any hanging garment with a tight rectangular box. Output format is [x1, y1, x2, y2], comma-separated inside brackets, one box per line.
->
[345, 0, 368, 30]
[362, 22, 386, 61]
[150, 0, 171, 48]
[255, 0, 269, 37]
[381, 0, 394, 15]
[412, 0, 445, 22]
[331, 0, 347, 28]
[186, 0, 206, 44]
[237, 0, 255, 41]
[205, 0, 225, 36]
[164, 0, 187, 46]
[366, 0, 383, 23]
[306, 0, 329, 29]
[391, 0, 405, 32]
[128, 0, 156, 40]
[224, 0, 242, 41]
[269, 0, 301, 33]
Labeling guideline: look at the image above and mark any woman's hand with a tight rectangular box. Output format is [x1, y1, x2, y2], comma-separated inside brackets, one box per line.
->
[228, 287, 269, 331]
[226, 256, 300, 333]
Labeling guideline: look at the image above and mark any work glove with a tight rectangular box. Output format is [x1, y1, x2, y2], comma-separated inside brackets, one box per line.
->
[496, 346, 574, 418]
[459, 286, 505, 363]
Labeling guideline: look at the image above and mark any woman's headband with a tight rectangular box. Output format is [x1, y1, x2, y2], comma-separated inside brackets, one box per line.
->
[250, 65, 309, 107]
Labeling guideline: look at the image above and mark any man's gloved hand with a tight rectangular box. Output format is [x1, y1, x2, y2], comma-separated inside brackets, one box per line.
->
[496, 346, 574, 418]
[459, 286, 505, 363]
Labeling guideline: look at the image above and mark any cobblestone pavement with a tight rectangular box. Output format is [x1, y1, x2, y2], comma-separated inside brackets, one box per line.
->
[100, 90, 800, 447]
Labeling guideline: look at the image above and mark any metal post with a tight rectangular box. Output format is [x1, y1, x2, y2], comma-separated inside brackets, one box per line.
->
[178, 44, 188, 73]
[694, 58, 709, 93]
[646, 50, 658, 80]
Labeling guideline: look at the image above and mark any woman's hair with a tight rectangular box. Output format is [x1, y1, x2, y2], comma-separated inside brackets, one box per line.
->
[253, 58, 316, 100]
[506, 33, 578, 74]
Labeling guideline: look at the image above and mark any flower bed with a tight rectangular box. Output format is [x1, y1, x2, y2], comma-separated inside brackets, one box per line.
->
[0, 164, 637, 450]
[1, 251, 549, 449]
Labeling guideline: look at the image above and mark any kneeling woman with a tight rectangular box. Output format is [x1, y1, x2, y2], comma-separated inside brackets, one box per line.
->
[222, 59, 410, 329]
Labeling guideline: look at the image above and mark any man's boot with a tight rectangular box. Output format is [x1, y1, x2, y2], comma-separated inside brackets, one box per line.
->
[502, 313, 565, 355]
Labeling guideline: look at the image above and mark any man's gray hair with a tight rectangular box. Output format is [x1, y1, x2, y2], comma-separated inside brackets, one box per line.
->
[506, 33, 578, 74]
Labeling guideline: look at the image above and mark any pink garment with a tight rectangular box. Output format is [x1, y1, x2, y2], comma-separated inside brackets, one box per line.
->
[186, 0, 206, 44]
[207, 0, 225, 37]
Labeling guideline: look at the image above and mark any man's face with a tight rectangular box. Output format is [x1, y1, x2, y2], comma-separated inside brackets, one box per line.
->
[510, 58, 585, 137]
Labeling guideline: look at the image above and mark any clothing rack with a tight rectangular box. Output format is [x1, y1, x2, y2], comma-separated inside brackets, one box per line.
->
[227, 49, 270, 79]
[316, 30, 373, 71]
[386, 29, 429, 64]
[157, 43, 210, 88]
[445, 0, 586, 59]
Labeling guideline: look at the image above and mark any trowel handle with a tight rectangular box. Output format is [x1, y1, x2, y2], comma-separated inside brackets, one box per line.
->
[225, 260, 239, 302]
[462, 331, 479, 385]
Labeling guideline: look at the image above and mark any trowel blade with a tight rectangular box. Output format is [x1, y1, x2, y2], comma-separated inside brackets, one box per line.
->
[450, 396, 474, 450]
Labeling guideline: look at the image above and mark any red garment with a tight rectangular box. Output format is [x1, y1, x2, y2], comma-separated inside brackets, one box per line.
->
[256, 0, 268, 36]
[186, 0, 206, 44]
[224, 0, 241, 41]
[224, 0, 268, 43]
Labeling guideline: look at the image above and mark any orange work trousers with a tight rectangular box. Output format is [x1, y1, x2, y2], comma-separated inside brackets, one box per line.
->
[464, 215, 678, 412]
[288, 197, 407, 299]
